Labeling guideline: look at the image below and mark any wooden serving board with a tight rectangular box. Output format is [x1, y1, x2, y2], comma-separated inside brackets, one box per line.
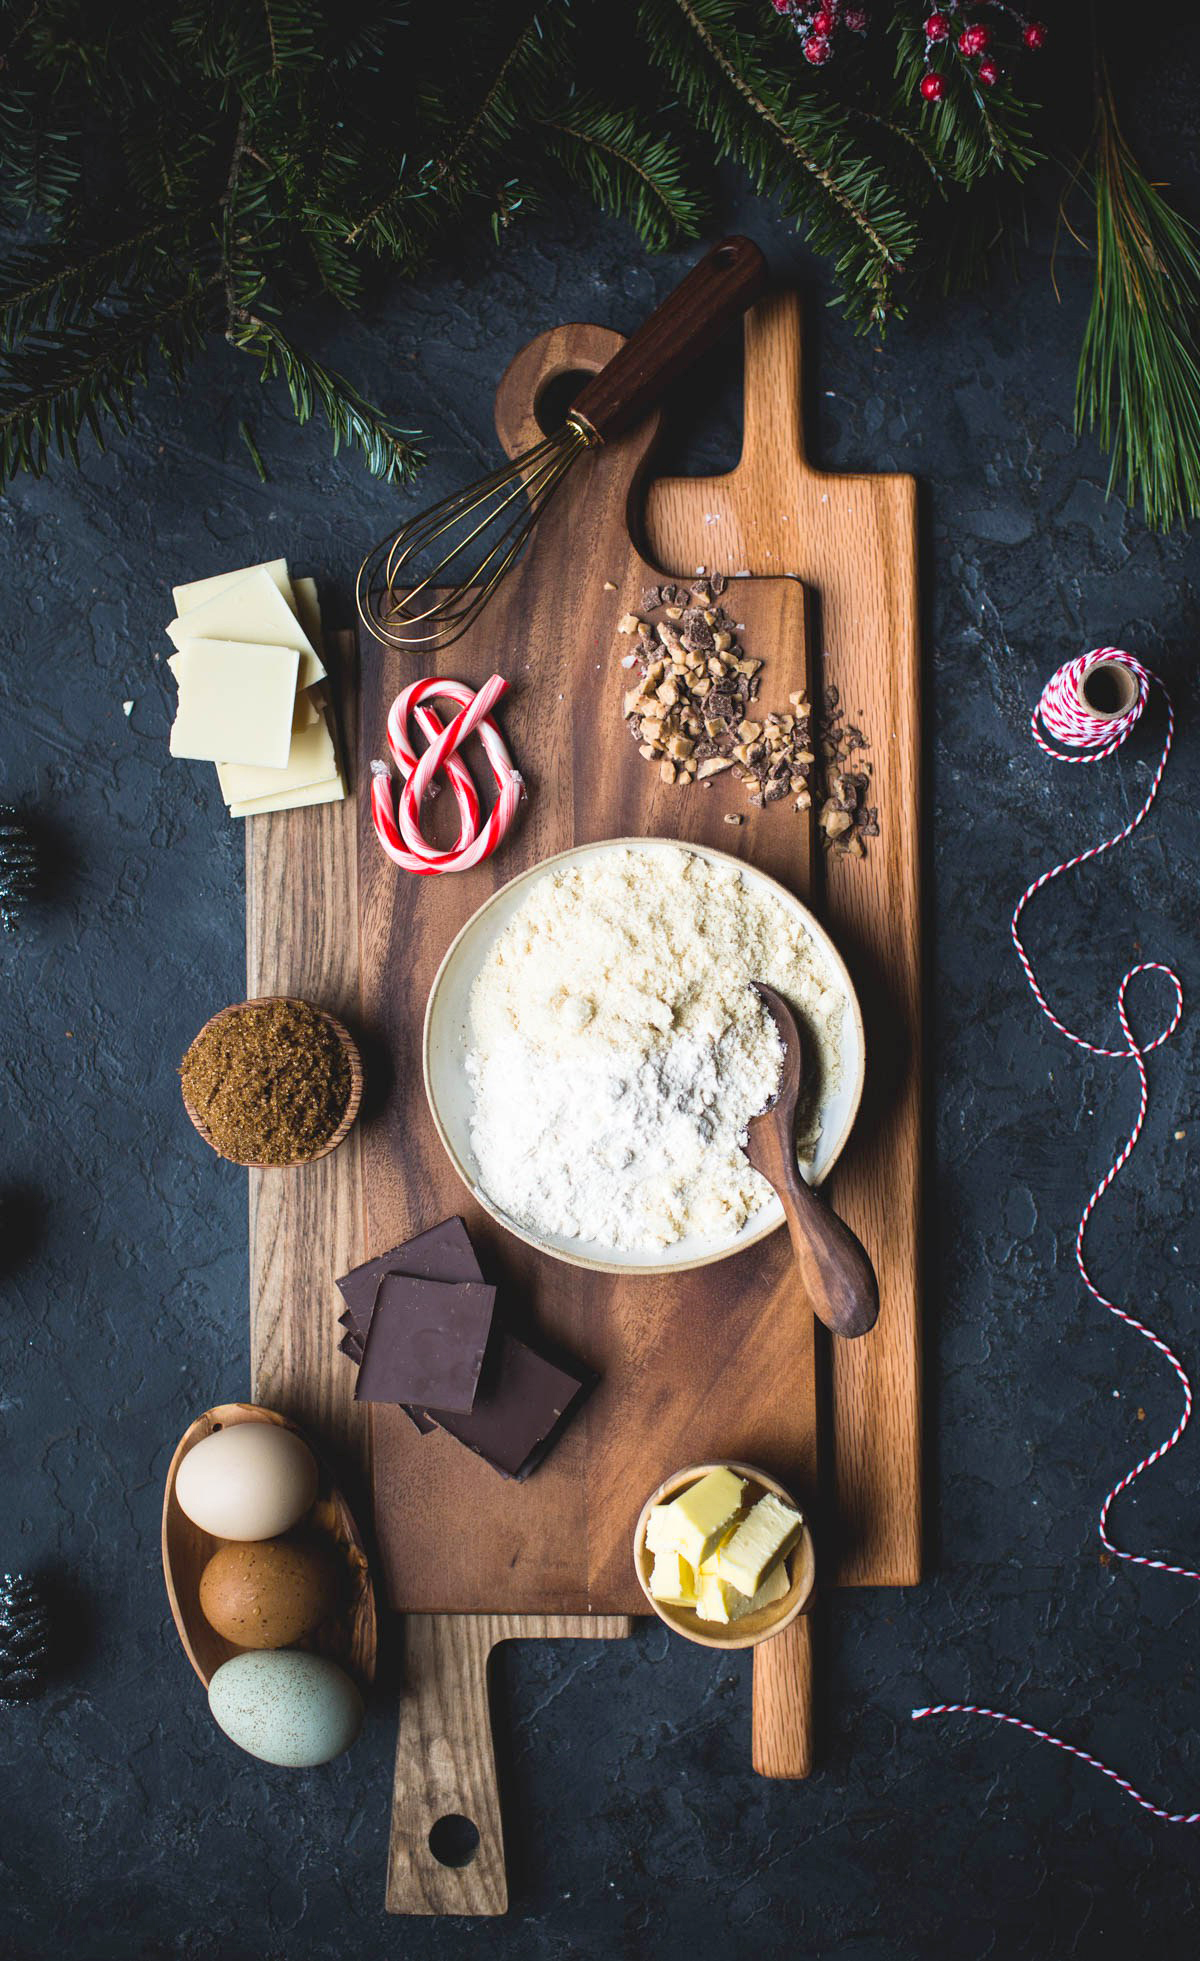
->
[645, 296, 922, 1590]
[246, 295, 920, 1918]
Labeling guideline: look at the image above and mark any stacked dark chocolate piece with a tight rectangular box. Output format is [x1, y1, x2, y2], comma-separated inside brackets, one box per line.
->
[336, 1218, 591, 1480]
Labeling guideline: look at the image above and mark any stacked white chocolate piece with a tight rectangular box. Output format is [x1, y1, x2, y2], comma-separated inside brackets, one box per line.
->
[645, 1466, 803, 1625]
[165, 559, 346, 816]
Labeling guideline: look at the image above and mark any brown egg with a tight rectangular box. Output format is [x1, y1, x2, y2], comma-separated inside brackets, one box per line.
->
[199, 1536, 338, 1650]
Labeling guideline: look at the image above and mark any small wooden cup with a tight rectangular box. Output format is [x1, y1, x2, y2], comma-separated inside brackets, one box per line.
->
[181, 995, 363, 1169]
[633, 1460, 815, 1651]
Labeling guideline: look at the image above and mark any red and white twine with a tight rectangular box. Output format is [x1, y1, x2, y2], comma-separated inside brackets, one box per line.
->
[914, 646, 1198, 1825]
[370, 673, 524, 876]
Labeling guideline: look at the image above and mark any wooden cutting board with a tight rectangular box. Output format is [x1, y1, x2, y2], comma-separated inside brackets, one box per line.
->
[246, 295, 920, 1918]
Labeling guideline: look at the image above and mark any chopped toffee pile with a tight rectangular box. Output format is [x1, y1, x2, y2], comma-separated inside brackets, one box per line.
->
[613, 577, 879, 856]
[181, 998, 351, 1165]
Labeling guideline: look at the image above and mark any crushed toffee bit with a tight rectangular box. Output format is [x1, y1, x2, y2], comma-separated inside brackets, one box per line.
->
[181, 999, 351, 1165]
[611, 580, 880, 855]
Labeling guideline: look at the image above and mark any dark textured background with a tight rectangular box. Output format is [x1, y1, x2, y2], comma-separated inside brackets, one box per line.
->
[5, 30, 1200, 1958]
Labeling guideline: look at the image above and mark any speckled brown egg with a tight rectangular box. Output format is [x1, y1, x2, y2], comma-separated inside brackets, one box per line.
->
[199, 1536, 338, 1650]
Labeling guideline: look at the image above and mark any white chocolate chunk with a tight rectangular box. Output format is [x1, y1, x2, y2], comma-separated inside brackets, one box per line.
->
[173, 558, 295, 617]
[169, 640, 298, 768]
[166, 567, 324, 689]
[216, 707, 338, 807]
[227, 772, 345, 817]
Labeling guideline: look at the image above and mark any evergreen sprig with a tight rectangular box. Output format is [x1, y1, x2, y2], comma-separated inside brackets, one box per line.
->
[1072, 67, 1200, 532]
[641, 0, 914, 329]
[0, 0, 1193, 531]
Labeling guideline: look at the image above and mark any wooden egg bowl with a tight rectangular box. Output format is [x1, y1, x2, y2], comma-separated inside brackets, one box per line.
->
[180, 995, 363, 1169]
[161, 1403, 377, 1690]
[633, 1460, 815, 1651]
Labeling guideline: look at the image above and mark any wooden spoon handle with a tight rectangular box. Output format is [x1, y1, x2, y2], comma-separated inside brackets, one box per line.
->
[570, 236, 767, 444]
[752, 1612, 814, 1778]
[779, 1162, 879, 1340]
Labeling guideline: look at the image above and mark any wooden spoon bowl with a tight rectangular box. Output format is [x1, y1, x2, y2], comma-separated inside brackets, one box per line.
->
[161, 1403, 377, 1689]
[180, 995, 363, 1169]
[633, 1460, 815, 1651]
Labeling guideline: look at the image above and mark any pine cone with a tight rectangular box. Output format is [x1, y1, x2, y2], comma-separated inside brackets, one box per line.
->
[0, 806, 35, 932]
[0, 1573, 50, 1701]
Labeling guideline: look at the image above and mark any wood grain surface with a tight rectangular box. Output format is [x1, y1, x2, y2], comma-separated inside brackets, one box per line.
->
[388, 1613, 630, 1916]
[646, 295, 923, 1588]
[357, 323, 821, 1621]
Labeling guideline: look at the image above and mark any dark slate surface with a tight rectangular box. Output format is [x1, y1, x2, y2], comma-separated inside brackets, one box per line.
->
[5, 70, 1200, 1961]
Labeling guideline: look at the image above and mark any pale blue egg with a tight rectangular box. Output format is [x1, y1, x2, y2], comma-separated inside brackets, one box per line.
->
[208, 1650, 363, 1767]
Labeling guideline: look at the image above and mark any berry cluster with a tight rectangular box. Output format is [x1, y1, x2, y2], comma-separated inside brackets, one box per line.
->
[771, 0, 870, 66]
[919, 3, 1046, 100]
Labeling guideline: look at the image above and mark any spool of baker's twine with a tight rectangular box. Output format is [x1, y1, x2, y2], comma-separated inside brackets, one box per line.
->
[913, 647, 1198, 1824]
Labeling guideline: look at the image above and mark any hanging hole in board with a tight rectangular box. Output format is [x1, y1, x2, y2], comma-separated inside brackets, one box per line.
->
[535, 370, 594, 438]
[428, 1813, 481, 1867]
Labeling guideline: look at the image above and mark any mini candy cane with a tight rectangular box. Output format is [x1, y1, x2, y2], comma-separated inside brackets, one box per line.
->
[370, 674, 524, 876]
[916, 648, 1197, 1824]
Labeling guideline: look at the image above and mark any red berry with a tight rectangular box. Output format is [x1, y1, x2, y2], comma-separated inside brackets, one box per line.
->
[920, 70, 946, 100]
[812, 7, 835, 32]
[924, 11, 950, 40]
[772, 0, 790, 12]
[844, 5, 868, 28]
[958, 23, 989, 55]
[1023, 19, 1047, 49]
[977, 57, 999, 84]
[803, 31, 832, 61]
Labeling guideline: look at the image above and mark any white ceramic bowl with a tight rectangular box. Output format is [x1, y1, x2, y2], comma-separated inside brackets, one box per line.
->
[423, 838, 866, 1276]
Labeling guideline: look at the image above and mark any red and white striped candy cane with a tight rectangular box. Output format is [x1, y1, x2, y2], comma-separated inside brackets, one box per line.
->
[370, 673, 524, 876]
[916, 647, 1197, 1824]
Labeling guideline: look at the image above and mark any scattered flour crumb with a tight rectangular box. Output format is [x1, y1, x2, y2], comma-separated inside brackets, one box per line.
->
[465, 844, 844, 1253]
[122, 700, 134, 716]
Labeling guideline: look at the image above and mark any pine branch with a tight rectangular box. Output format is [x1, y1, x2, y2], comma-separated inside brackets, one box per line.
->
[542, 96, 705, 250]
[0, 213, 209, 346]
[0, 85, 79, 217]
[639, 0, 914, 329]
[0, 284, 211, 486]
[228, 311, 423, 479]
[891, 9, 1040, 186]
[1074, 69, 1200, 531]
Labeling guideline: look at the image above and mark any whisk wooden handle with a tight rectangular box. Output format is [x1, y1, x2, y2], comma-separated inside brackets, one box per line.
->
[569, 236, 767, 445]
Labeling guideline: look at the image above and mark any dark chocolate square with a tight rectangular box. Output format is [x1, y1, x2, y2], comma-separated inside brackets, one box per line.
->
[355, 1276, 497, 1415]
[421, 1331, 590, 1479]
[336, 1217, 482, 1343]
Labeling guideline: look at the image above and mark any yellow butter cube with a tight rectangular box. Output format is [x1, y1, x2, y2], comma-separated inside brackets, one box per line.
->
[648, 1467, 746, 1569]
[713, 1492, 803, 1596]
[695, 1556, 791, 1625]
[648, 1551, 696, 1608]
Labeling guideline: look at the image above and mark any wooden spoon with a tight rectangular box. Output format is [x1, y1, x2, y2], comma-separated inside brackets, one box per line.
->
[161, 1402, 377, 1689]
[746, 982, 879, 1340]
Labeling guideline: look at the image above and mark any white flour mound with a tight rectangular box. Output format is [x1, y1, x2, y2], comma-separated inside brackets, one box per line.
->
[464, 845, 845, 1253]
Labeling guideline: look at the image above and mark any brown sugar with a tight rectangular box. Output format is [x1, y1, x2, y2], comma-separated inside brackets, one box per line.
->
[181, 999, 351, 1165]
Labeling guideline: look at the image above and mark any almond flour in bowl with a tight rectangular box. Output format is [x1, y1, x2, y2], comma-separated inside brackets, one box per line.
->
[427, 841, 860, 1269]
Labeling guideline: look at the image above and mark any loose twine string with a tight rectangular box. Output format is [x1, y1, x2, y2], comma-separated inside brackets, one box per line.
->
[913, 647, 1198, 1825]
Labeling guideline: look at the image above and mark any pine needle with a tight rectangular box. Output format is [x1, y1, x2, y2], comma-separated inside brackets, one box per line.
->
[1075, 70, 1200, 531]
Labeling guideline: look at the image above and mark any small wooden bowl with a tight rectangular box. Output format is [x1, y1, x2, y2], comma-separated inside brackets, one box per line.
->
[633, 1460, 815, 1651]
[161, 1402, 377, 1689]
[180, 995, 363, 1169]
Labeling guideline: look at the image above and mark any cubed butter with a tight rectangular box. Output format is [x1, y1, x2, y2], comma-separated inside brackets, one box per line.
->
[648, 1551, 696, 1608]
[713, 1491, 803, 1597]
[169, 640, 299, 769]
[648, 1467, 746, 1568]
[215, 706, 339, 807]
[166, 566, 325, 690]
[694, 1556, 790, 1625]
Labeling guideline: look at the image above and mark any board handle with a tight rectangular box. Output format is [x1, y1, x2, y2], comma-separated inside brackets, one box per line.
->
[388, 1613, 631, 1916]
[570, 236, 766, 444]
[752, 1611, 815, 1778]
